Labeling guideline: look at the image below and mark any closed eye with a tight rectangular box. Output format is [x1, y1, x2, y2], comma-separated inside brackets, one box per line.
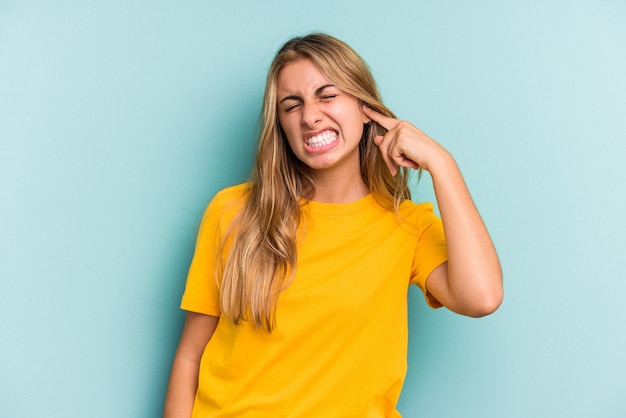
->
[285, 103, 301, 112]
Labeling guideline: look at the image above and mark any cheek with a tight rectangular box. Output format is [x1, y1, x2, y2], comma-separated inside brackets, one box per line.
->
[278, 113, 297, 135]
[335, 99, 364, 124]
[277, 118, 301, 151]
[337, 107, 366, 138]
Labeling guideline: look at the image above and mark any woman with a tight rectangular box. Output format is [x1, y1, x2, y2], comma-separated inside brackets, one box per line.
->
[164, 33, 502, 417]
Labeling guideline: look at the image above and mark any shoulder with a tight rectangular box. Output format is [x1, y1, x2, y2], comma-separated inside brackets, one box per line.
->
[201, 183, 250, 228]
[208, 183, 250, 211]
[213, 182, 250, 202]
[399, 199, 437, 219]
[397, 199, 443, 233]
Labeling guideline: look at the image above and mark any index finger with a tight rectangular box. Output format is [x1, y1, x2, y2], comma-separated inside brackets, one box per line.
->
[363, 105, 399, 131]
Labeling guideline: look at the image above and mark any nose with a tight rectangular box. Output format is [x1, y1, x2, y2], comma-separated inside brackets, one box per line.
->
[301, 101, 322, 128]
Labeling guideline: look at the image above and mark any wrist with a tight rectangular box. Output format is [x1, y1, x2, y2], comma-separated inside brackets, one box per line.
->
[424, 147, 456, 175]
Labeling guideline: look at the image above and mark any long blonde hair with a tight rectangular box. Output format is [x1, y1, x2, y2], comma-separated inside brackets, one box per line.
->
[217, 33, 412, 331]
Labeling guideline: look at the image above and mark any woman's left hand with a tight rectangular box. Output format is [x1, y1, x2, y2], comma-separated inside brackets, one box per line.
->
[363, 105, 448, 176]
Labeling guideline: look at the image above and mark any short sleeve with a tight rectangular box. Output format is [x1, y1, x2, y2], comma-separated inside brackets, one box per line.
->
[180, 197, 223, 316]
[409, 203, 448, 308]
[180, 185, 248, 316]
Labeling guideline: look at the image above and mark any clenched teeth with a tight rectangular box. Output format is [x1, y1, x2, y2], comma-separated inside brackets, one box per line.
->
[306, 130, 338, 148]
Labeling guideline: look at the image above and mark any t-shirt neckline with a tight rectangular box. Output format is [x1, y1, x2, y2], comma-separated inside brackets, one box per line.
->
[301, 194, 378, 217]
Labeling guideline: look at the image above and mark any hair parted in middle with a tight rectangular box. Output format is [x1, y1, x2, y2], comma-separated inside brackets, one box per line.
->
[217, 33, 413, 331]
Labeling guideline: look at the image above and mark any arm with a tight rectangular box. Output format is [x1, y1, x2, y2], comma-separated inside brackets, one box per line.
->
[363, 106, 503, 317]
[425, 151, 502, 317]
[163, 312, 219, 418]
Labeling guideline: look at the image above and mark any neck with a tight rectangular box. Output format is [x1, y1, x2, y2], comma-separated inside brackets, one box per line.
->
[309, 166, 369, 204]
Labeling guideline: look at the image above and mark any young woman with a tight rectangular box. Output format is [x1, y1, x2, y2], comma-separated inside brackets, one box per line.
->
[163, 33, 502, 417]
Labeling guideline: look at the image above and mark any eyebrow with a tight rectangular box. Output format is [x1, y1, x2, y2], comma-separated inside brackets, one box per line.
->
[279, 84, 336, 104]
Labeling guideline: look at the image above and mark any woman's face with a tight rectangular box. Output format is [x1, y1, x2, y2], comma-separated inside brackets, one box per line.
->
[276, 59, 369, 176]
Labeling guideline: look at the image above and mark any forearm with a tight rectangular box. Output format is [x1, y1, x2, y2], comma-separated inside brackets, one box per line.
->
[163, 352, 201, 418]
[163, 312, 218, 418]
[430, 151, 503, 316]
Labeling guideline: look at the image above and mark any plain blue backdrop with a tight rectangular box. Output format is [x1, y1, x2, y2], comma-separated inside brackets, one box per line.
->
[1, 1, 625, 417]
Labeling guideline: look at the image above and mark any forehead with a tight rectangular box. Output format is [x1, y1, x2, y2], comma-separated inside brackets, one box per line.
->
[276, 59, 332, 95]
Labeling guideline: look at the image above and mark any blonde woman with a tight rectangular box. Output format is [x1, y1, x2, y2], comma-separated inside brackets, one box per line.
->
[164, 33, 502, 417]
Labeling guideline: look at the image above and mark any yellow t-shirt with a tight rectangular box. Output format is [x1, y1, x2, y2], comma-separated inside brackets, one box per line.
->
[181, 183, 448, 417]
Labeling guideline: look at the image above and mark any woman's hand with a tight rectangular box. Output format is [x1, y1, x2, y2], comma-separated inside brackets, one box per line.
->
[363, 105, 448, 175]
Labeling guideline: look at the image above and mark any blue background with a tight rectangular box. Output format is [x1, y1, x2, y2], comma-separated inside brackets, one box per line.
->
[1, 1, 625, 417]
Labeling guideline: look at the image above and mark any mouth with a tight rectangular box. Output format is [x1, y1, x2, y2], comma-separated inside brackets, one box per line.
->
[305, 130, 338, 148]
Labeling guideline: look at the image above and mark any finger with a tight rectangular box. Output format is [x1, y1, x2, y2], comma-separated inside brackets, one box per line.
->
[398, 156, 420, 170]
[386, 140, 420, 173]
[373, 133, 399, 176]
[362, 105, 399, 131]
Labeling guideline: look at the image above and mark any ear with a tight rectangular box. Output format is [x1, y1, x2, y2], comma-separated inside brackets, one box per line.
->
[359, 101, 371, 124]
